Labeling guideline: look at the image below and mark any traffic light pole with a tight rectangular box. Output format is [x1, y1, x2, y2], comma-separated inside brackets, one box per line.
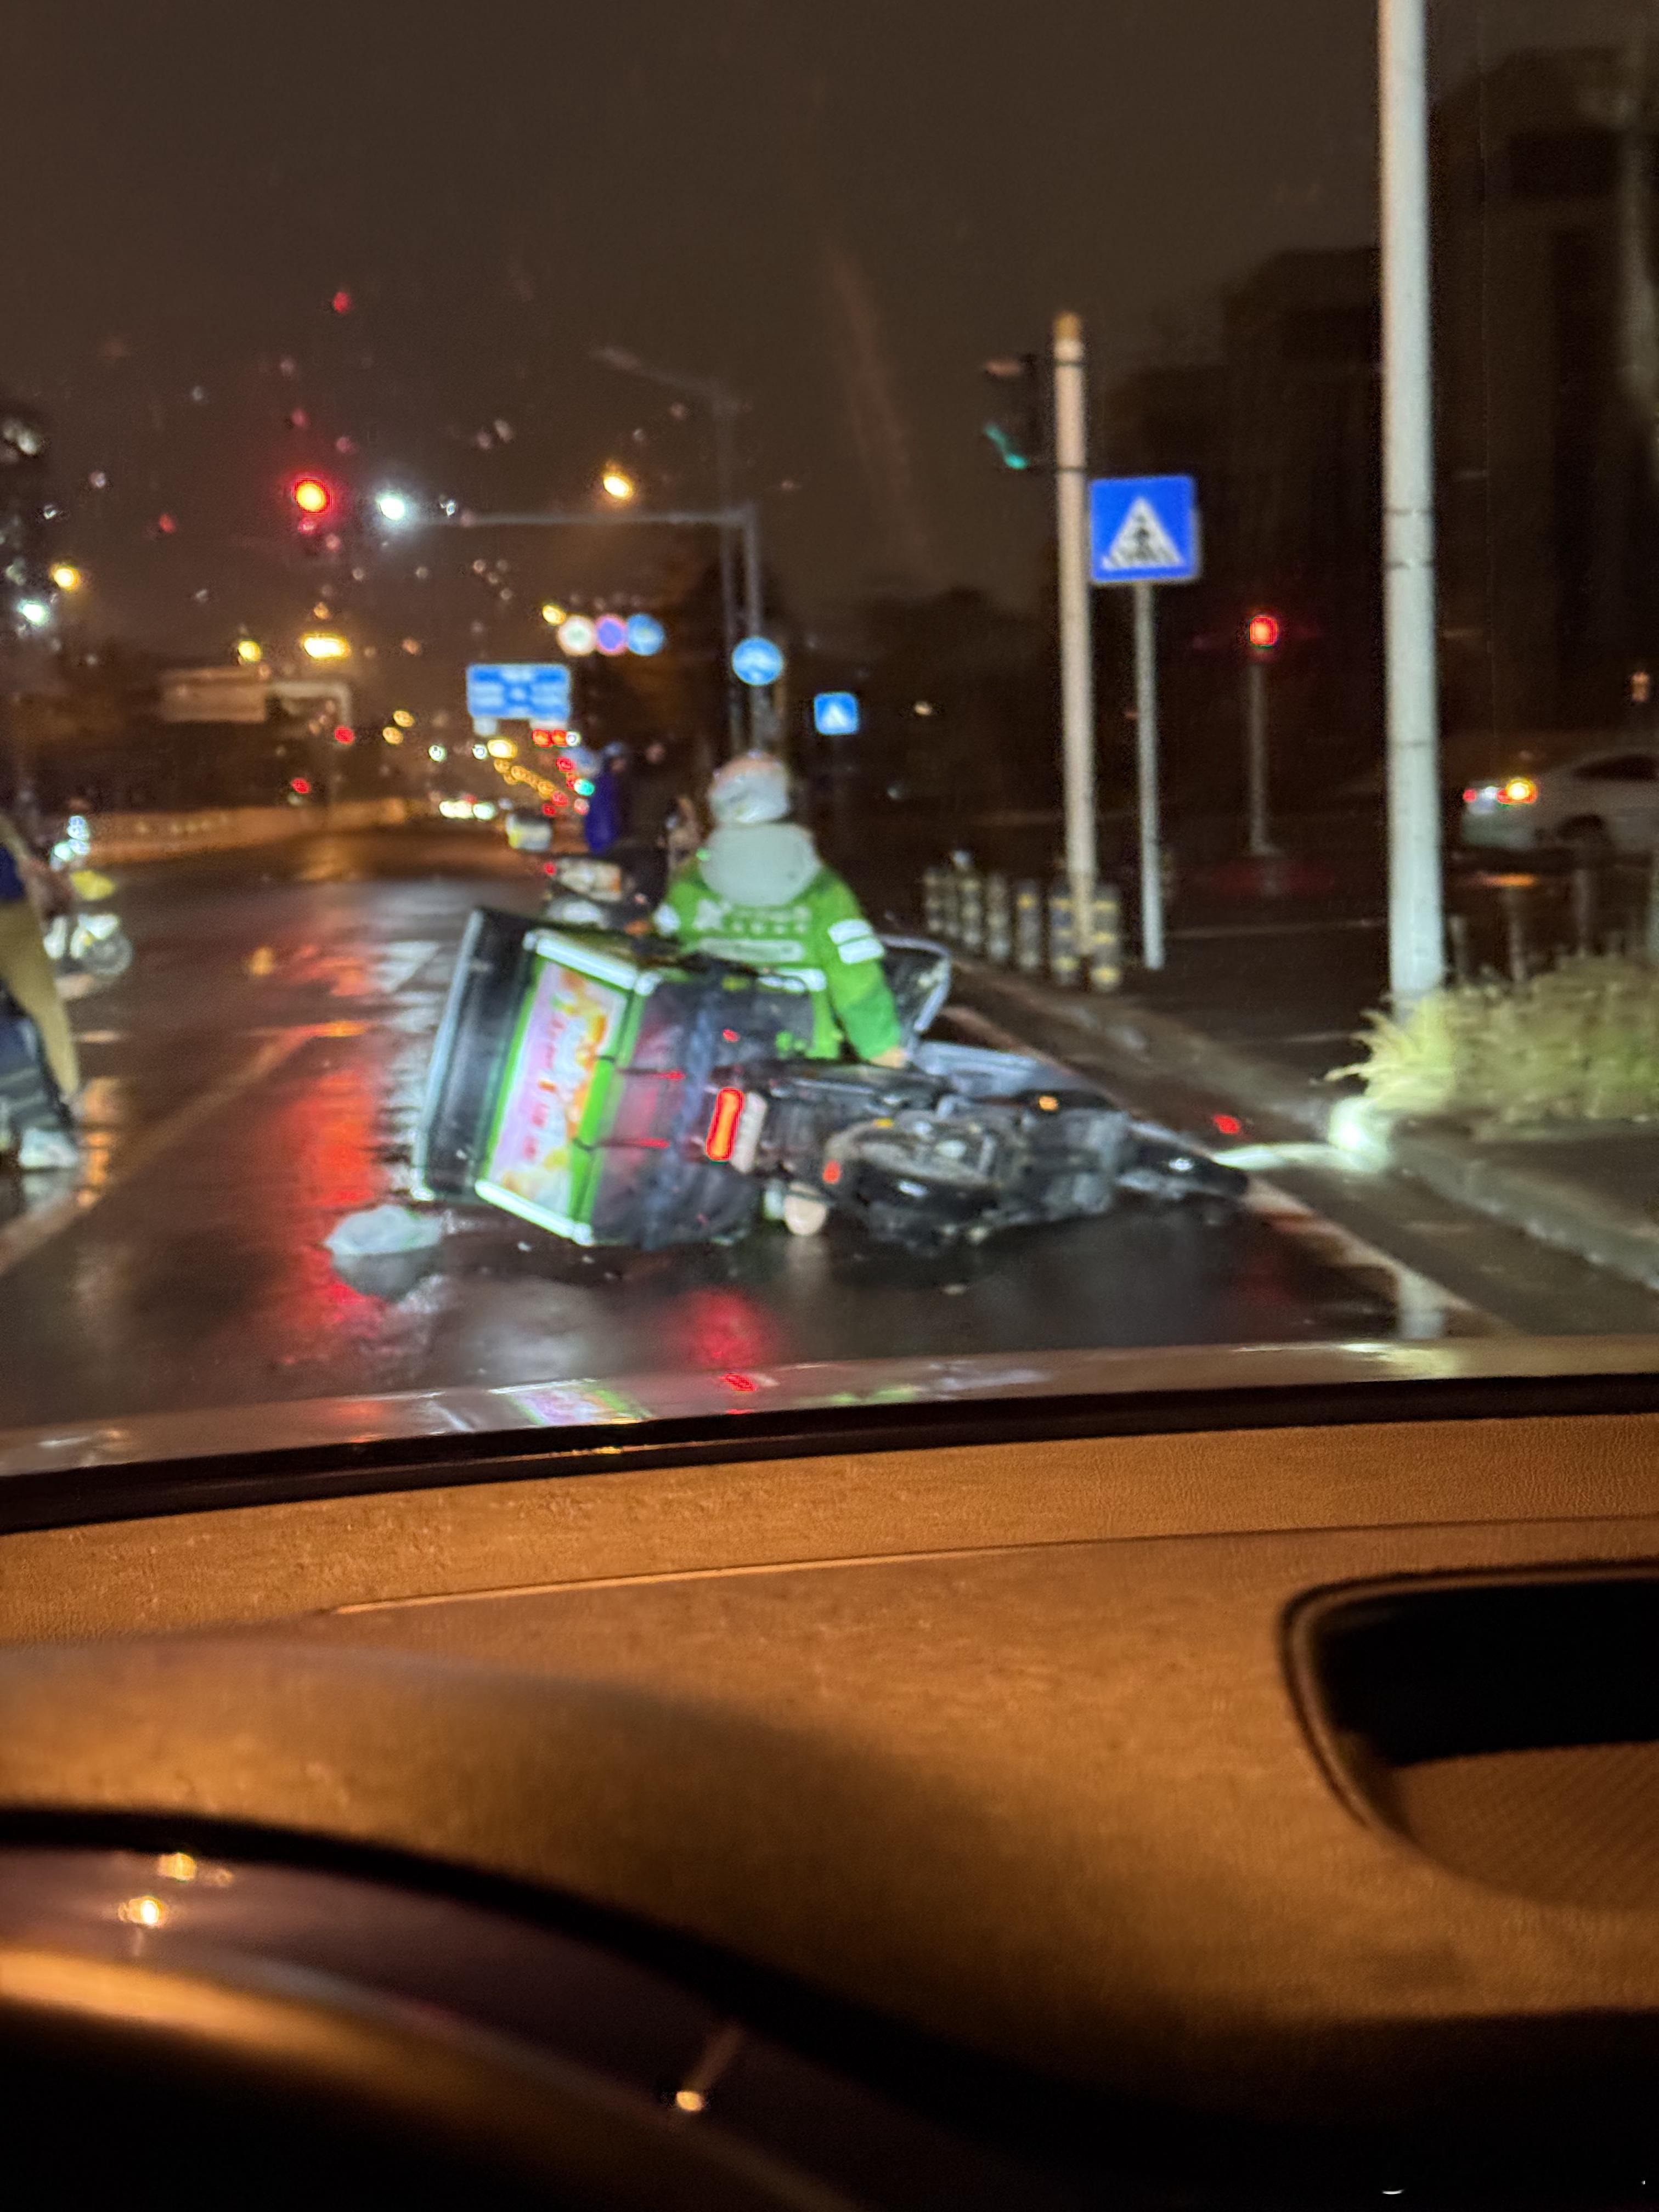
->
[1381, 0, 1444, 1002]
[1244, 657, 1276, 858]
[1052, 313, 1097, 948]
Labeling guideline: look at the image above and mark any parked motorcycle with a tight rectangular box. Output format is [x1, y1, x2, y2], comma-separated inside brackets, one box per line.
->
[42, 815, 133, 996]
[504, 809, 667, 934]
[414, 912, 1245, 1255]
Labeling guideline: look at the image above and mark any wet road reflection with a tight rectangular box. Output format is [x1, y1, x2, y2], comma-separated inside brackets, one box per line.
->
[0, 827, 1486, 1435]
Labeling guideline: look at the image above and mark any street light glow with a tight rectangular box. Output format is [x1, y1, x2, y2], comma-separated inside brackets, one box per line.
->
[392, 708, 415, 728]
[235, 638, 264, 664]
[540, 602, 567, 627]
[301, 631, 351, 661]
[374, 488, 417, 525]
[15, 597, 52, 629]
[50, 563, 83, 592]
[601, 467, 637, 504]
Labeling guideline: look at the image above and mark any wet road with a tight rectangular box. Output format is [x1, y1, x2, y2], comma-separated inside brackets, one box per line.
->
[0, 826, 1492, 1436]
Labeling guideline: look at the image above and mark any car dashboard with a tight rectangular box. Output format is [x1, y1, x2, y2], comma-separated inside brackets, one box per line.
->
[3, 1349, 1659, 2208]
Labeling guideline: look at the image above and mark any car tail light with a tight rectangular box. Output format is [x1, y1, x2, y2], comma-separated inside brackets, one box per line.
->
[705, 1087, 746, 1161]
[1462, 786, 1479, 805]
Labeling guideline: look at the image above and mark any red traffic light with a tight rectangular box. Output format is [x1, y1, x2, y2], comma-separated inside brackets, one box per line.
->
[290, 474, 334, 520]
[1246, 612, 1282, 653]
[332, 725, 355, 746]
[290, 776, 312, 795]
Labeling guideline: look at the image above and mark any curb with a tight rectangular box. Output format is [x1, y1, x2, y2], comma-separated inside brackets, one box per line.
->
[949, 956, 1659, 1297]
[1389, 1125, 1659, 1293]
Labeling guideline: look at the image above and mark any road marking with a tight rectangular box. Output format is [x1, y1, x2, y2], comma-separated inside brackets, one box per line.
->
[1238, 1169, 1508, 1338]
[943, 1007, 1504, 1339]
[0, 1031, 311, 1283]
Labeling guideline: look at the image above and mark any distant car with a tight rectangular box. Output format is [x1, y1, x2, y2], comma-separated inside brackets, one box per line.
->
[1460, 743, 1659, 856]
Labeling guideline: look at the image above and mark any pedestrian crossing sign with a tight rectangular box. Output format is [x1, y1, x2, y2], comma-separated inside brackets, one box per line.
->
[1089, 474, 1201, 585]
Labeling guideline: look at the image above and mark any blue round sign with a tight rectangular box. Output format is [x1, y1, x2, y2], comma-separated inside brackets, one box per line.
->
[625, 613, 665, 657]
[594, 614, 629, 657]
[731, 634, 785, 687]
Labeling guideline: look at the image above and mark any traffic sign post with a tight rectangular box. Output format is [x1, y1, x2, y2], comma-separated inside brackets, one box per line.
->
[1090, 475, 1201, 973]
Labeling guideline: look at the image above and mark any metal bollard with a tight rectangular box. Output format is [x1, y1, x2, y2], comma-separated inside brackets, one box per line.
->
[1089, 887, 1121, 992]
[957, 868, 985, 956]
[937, 868, 962, 942]
[922, 865, 950, 939]
[1014, 880, 1044, 974]
[983, 872, 1012, 964]
[1048, 882, 1080, 986]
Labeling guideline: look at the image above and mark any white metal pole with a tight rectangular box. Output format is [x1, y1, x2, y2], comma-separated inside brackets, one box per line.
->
[1132, 582, 1165, 970]
[1053, 312, 1097, 943]
[1381, 0, 1444, 1002]
[1245, 658, 1274, 858]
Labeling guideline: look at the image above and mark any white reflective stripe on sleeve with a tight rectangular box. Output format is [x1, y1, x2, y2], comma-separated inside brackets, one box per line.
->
[828, 917, 876, 944]
[834, 937, 884, 964]
[652, 903, 679, 933]
[777, 966, 827, 990]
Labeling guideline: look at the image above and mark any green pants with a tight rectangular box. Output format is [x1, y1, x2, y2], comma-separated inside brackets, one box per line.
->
[0, 903, 80, 1101]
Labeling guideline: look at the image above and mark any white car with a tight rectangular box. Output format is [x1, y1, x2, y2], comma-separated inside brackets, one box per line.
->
[1460, 743, 1659, 856]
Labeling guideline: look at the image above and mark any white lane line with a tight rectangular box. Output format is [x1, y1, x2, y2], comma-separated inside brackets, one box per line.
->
[1235, 1166, 1509, 1339]
[0, 1030, 309, 1283]
[943, 1006, 1504, 1340]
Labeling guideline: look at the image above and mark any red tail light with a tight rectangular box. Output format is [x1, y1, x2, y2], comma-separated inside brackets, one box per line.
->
[704, 1087, 746, 1162]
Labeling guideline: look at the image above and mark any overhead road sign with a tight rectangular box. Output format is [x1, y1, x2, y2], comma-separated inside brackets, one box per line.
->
[1089, 475, 1201, 586]
[466, 663, 573, 724]
[731, 635, 785, 687]
[814, 691, 860, 736]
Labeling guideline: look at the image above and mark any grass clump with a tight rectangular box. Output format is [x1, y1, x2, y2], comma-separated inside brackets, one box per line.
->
[1336, 955, 1659, 1126]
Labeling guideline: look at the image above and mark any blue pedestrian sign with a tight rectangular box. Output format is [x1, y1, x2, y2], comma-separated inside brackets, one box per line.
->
[466, 662, 573, 723]
[814, 691, 860, 736]
[731, 635, 785, 687]
[1088, 475, 1201, 585]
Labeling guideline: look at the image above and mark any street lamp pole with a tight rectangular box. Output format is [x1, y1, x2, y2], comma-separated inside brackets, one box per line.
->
[1381, 0, 1444, 1003]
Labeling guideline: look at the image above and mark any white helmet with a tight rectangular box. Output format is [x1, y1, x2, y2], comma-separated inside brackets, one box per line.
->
[709, 752, 789, 827]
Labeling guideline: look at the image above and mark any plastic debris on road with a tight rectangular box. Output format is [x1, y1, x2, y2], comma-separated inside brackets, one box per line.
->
[326, 1204, 445, 1259]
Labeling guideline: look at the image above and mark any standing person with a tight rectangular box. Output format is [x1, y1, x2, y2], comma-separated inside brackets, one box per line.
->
[654, 752, 907, 1066]
[624, 737, 684, 849]
[0, 802, 80, 1169]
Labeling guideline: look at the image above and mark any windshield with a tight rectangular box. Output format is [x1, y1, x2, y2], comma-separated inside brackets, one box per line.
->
[4, 0, 1659, 1468]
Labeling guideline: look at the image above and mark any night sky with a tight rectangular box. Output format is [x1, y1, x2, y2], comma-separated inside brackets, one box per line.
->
[0, 0, 1628, 701]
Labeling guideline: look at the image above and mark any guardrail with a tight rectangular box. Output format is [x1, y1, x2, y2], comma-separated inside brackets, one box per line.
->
[922, 862, 1121, 991]
[84, 798, 414, 865]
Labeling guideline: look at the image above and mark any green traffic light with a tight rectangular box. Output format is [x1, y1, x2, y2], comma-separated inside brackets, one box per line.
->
[983, 424, 1031, 472]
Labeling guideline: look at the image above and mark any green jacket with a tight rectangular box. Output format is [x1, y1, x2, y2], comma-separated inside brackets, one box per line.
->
[655, 844, 903, 1061]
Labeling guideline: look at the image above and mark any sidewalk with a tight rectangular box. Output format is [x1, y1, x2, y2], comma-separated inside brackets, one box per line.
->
[947, 936, 1659, 1298]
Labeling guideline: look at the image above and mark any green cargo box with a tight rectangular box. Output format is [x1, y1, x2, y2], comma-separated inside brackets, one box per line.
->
[414, 910, 814, 1249]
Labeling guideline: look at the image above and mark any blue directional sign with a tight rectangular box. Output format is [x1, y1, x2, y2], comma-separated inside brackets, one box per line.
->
[814, 691, 860, 736]
[731, 635, 785, 687]
[1088, 475, 1201, 586]
[466, 662, 573, 723]
[625, 613, 665, 657]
